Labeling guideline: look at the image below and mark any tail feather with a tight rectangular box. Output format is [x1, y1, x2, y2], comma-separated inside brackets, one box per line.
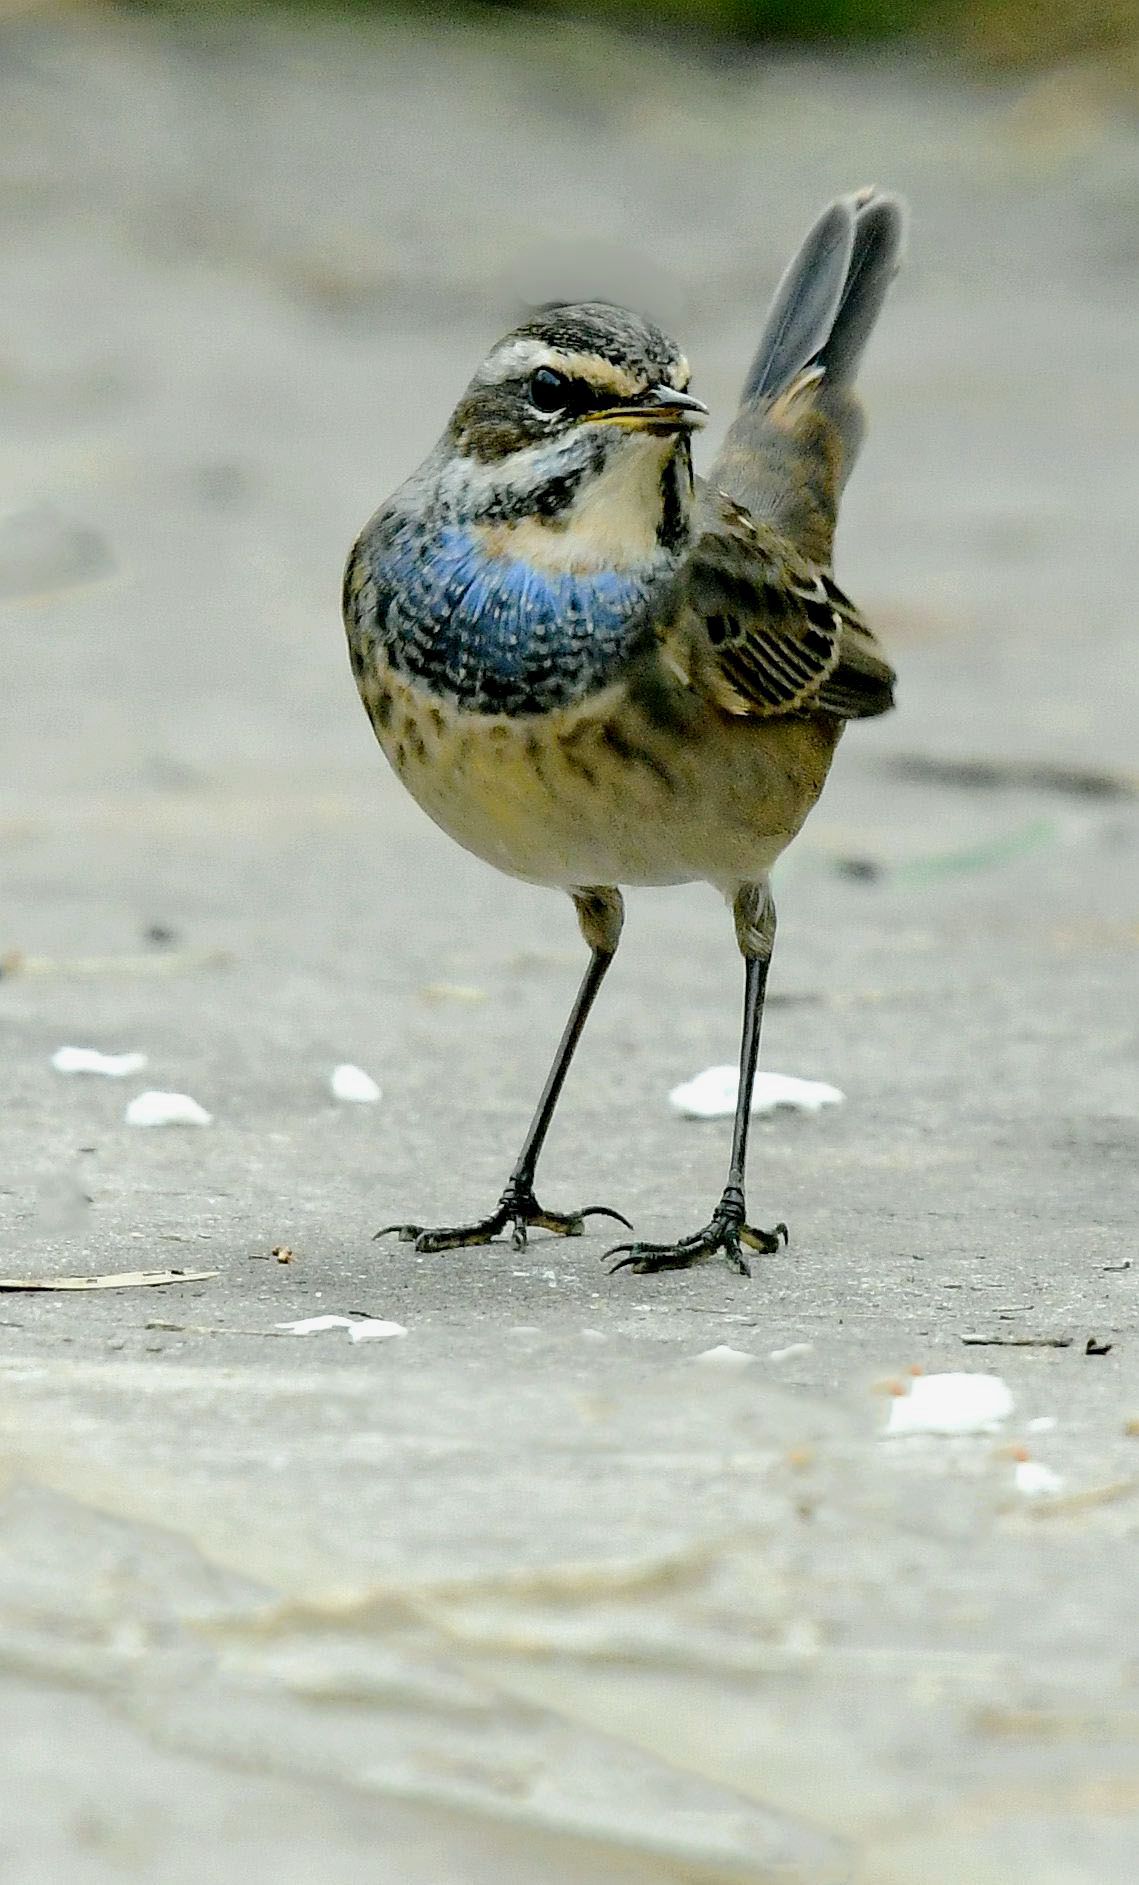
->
[816, 193, 905, 391]
[711, 190, 905, 565]
[741, 201, 854, 404]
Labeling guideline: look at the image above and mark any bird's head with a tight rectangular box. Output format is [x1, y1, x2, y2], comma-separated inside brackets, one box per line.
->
[429, 303, 706, 573]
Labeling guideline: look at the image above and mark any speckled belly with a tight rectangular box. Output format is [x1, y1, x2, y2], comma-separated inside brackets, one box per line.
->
[356, 655, 840, 892]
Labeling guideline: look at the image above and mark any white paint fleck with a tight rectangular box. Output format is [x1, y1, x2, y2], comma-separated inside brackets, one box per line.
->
[125, 1090, 212, 1127]
[1026, 1416, 1058, 1433]
[693, 1344, 754, 1370]
[53, 1046, 147, 1078]
[330, 1063, 381, 1104]
[884, 1373, 1013, 1437]
[277, 1315, 407, 1342]
[670, 1067, 844, 1120]
[1015, 1459, 1064, 1496]
[347, 1319, 409, 1344]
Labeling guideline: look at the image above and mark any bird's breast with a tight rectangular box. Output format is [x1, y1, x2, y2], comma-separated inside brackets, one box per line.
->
[345, 512, 839, 892]
[347, 515, 672, 718]
[349, 638, 839, 893]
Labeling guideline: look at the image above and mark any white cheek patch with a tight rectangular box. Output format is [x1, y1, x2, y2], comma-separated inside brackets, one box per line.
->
[565, 435, 677, 561]
[472, 434, 677, 574]
[436, 434, 577, 511]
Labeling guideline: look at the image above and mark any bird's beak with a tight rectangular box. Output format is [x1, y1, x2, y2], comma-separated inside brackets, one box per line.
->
[593, 385, 708, 433]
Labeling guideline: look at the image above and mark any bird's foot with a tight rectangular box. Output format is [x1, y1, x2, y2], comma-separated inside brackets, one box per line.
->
[606, 1192, 787, 1277]
[376, 1183, 631, 1255]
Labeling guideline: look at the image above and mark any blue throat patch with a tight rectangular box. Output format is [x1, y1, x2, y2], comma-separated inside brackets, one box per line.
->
[363, 519, 666, 716]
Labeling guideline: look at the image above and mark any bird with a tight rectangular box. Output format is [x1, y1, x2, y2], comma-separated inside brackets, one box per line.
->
[343, 189, 903, 1275]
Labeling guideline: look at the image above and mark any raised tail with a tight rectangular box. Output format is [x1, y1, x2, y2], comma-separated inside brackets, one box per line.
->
[711, 190, 905, 566]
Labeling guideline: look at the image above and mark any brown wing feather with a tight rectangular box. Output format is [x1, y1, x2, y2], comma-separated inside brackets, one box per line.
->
[670, 484, 895, 722]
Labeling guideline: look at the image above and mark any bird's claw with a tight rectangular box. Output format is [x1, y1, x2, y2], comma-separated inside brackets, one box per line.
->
[375, 1190, 631, 1255]
[606, 1212, 787, 1277]
[578, 1203, 634, 1231]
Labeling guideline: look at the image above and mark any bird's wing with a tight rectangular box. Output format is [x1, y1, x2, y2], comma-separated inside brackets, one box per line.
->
[665, 482, 895, 721]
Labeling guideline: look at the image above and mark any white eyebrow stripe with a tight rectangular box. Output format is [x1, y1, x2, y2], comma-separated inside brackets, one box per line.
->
[479, 338, 565, 383]
[479, 342, 648, 401]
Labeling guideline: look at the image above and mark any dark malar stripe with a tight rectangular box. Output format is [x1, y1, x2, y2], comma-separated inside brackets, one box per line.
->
[473, 433, 612, 525]
[656, 445, 690, 552]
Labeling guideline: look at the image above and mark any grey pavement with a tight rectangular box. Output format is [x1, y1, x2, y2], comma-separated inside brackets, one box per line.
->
[1, 14, 1137, 1882]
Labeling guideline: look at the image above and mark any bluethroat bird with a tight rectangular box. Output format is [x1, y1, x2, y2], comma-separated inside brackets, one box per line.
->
[344, 190, 904, 1274]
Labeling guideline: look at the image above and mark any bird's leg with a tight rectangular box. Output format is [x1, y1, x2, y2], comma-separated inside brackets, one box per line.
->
[378, 889, 631, 1254]
[607, 884, 787, 1277]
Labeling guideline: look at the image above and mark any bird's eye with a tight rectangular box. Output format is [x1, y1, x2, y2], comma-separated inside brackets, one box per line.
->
[528, 367, 570, 413]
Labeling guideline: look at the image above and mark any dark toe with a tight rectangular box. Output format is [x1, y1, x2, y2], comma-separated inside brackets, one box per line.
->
[579, 1204, 634, 1231]
[739, 1220, 789, 1254]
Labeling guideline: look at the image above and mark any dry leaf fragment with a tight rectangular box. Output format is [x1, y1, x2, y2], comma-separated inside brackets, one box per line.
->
[2, 949, 230, 979]
[962, 1333, 1073, 1348]
[0, 1268, 218, 1292]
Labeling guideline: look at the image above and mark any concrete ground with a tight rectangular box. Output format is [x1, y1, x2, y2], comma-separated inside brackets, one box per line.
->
[1, 12, 1137, 1882]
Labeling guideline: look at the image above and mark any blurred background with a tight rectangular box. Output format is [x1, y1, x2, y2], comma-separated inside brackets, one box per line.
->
[1, 5, 1138, 1882]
